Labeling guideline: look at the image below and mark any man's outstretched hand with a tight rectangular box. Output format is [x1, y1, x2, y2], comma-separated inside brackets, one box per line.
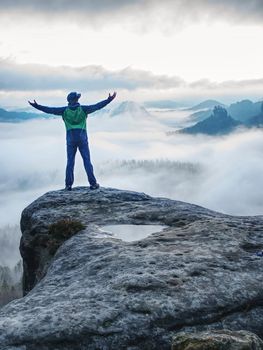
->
[28, 100, 39, 107]
[108, 92, 117, 101]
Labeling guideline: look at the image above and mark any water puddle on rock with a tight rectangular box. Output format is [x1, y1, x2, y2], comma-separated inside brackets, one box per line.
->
[99, 224, 166, 242]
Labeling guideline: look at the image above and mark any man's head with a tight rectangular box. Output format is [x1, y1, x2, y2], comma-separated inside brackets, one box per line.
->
[67, 92, 81, 104]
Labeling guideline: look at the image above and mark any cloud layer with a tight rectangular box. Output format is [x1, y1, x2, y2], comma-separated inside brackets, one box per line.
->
[1, 58, 263, 92]
[0, 58, 184, 92]
[1, 58, 263, 107]
[1, 0, 263, 28]
[1, 108, 263, 267]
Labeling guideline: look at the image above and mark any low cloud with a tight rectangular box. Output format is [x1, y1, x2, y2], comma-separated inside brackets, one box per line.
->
[0, 58, 184, 92]
[1, 112, 263, 220]
[190, 78, 263, 90]
[1, 58, 263, 107]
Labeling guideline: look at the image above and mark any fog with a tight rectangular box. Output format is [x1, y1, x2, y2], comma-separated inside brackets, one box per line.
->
[1, 107, 263, 269]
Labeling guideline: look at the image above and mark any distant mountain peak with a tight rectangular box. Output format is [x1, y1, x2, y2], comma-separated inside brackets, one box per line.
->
[212, 105, 228, 119]
[189, 99, 226, 111]
[179, 106, 241, 135]
[110, 100, 151, 118]
[228, 99, 262, 122]
[0, 107, 43, 123]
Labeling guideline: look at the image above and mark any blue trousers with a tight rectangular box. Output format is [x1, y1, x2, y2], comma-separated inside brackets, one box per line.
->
[65, 129, 97, 187]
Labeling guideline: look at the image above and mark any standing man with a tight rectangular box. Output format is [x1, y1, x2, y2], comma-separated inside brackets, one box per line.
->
[28, 91, 117, 190]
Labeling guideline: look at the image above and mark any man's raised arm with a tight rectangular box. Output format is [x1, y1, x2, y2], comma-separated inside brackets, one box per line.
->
[82, 92, 117, 114]
[28, 100, 66, 116]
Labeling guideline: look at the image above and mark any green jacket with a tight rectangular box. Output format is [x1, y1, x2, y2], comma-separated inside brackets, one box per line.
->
[62, 106, 87, 131]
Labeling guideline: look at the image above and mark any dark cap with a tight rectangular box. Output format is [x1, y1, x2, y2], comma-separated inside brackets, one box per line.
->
[67, 92, 81, 103]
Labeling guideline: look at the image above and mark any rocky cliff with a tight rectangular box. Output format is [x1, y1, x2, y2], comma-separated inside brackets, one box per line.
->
[0, 187, 263, 349]
[179, 106, 241, 135]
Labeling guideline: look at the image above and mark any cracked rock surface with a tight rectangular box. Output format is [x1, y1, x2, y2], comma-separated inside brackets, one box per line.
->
[0, 187, 263, 349]
[172, 330, 263, 349]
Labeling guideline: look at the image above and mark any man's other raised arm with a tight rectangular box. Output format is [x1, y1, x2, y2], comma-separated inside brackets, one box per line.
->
[82, 92, 117, 114]
[28, 100, 66, 116]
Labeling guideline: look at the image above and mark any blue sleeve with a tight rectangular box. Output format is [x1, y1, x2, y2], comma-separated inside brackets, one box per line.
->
[81, 98, 112, 114]
[32, 104, 66, 116]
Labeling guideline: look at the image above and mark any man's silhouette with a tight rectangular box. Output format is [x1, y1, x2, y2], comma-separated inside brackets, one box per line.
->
[28, 91, 117, 190]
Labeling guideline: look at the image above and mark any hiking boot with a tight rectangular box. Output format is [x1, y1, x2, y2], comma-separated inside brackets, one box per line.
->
[90, 183, 100, 190]
[65, 186, 72, 191]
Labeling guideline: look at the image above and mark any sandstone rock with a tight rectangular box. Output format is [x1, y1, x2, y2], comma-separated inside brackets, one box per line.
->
[172, 330, 263, 349]
[0, 187, 262, 349]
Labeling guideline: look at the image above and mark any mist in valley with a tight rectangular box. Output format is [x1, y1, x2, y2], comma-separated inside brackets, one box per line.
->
[1, 105, 263, 305]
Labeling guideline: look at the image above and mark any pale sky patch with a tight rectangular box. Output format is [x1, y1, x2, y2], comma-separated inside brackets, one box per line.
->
[0, 1, 263, 106]
[1, 16, 263, 82]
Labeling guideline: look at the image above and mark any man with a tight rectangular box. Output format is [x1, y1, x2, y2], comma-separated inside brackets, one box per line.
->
[28, 91, 117, 190]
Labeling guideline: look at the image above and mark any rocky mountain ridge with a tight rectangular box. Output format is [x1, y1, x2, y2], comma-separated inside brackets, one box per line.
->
[179, 105, 241, 135]
[183, 100, 263, 133]
[0, 107, 43, 122]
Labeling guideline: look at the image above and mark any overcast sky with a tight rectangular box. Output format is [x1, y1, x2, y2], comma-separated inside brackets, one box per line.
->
[1, 0, 263, 107]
